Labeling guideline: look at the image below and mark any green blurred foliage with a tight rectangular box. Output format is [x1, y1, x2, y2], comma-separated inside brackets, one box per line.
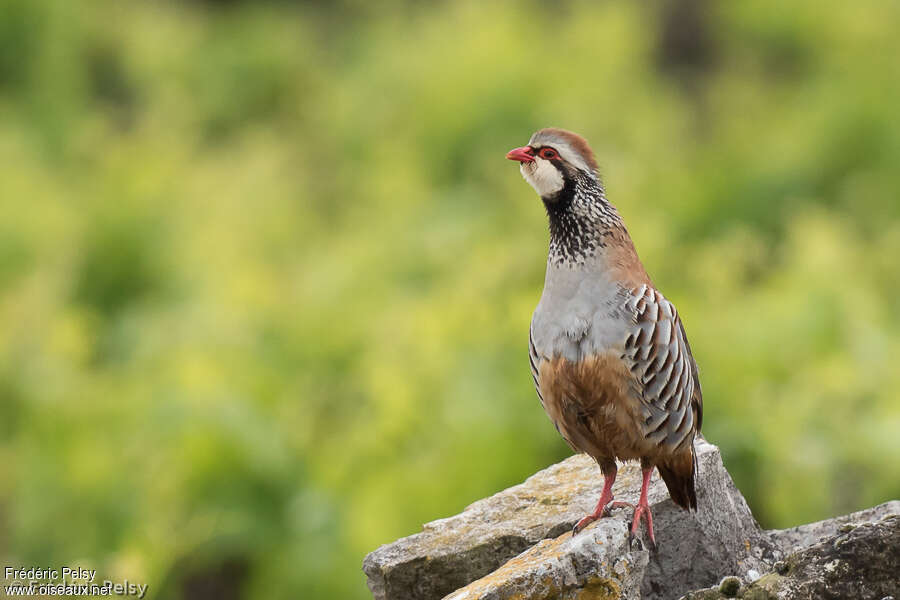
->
[1, 0, 899, 598]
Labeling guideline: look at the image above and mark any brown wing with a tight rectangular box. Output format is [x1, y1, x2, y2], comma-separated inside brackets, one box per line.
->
[623, 285, 701, 454]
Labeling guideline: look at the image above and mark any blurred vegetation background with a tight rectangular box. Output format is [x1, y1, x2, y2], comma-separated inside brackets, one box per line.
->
[1, 0, 898, 598]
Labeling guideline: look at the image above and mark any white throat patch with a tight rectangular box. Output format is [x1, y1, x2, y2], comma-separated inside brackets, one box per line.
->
[521, 159, 564, 197]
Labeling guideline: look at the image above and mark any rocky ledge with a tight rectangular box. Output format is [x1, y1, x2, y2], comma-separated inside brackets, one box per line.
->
[362, 439, 899, 600]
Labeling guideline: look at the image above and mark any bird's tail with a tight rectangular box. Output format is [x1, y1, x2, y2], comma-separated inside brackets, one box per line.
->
[657, 448, 697, 510]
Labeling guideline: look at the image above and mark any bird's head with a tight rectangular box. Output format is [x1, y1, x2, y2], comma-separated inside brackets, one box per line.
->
[506, 128, 599, 200]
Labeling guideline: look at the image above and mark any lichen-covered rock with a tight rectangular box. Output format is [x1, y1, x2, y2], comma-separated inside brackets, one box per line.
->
[363, 436, 898, 600]
[363, 439, 775, 600]
[753, 513, 899, 600]
[766, 500, 900, 555]
[680, 511, 900, 600]
[445, 519, 648, 600]
[362, 451, 612, 600]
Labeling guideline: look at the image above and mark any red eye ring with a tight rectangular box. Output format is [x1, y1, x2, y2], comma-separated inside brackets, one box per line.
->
[539, 147, 558, 160]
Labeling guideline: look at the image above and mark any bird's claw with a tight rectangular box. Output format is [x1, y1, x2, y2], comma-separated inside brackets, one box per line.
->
[572, 515, 596, 536]
[626, 529, 657, 553]
[626, 502, 657, 553]
[573, 505, 618, 535]
[629, 536, 655, 553]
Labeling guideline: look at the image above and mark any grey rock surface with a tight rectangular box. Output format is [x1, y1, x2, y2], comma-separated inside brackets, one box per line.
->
[766, 500, 900, 555]
[363, 439, 775, 600]
[638, 438, 774, 599]
[680, 512, 900, 600]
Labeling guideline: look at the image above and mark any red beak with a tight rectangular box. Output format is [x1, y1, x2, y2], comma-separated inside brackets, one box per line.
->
[506, 146, 535, 163]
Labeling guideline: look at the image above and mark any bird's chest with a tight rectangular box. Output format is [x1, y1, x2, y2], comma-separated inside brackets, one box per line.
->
[530, 269, 631, 364]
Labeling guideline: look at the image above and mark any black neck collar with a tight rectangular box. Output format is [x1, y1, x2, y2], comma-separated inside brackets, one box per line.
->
[542, 173, 620, 266]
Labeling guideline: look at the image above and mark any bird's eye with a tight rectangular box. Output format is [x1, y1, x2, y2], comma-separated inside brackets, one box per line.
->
[539, 148, 558, 160]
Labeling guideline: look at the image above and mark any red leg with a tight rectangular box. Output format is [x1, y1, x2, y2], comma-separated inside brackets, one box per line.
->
[628, 467, 657, 551]
[572, 468, 618, 535]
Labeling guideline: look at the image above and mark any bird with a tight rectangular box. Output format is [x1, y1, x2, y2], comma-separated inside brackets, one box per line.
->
[506, 128, 703, 550]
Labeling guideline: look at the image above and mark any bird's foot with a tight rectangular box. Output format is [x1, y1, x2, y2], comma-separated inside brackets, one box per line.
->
[572, 514, 597, 535]
[572, 471, 619, 536]
[572, 498, 622, 535]
[572, 500, 633, 535]
[626, 500, 657, 553]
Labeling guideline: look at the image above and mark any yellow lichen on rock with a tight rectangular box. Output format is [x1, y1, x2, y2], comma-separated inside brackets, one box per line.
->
[574, 576, 621, 600]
